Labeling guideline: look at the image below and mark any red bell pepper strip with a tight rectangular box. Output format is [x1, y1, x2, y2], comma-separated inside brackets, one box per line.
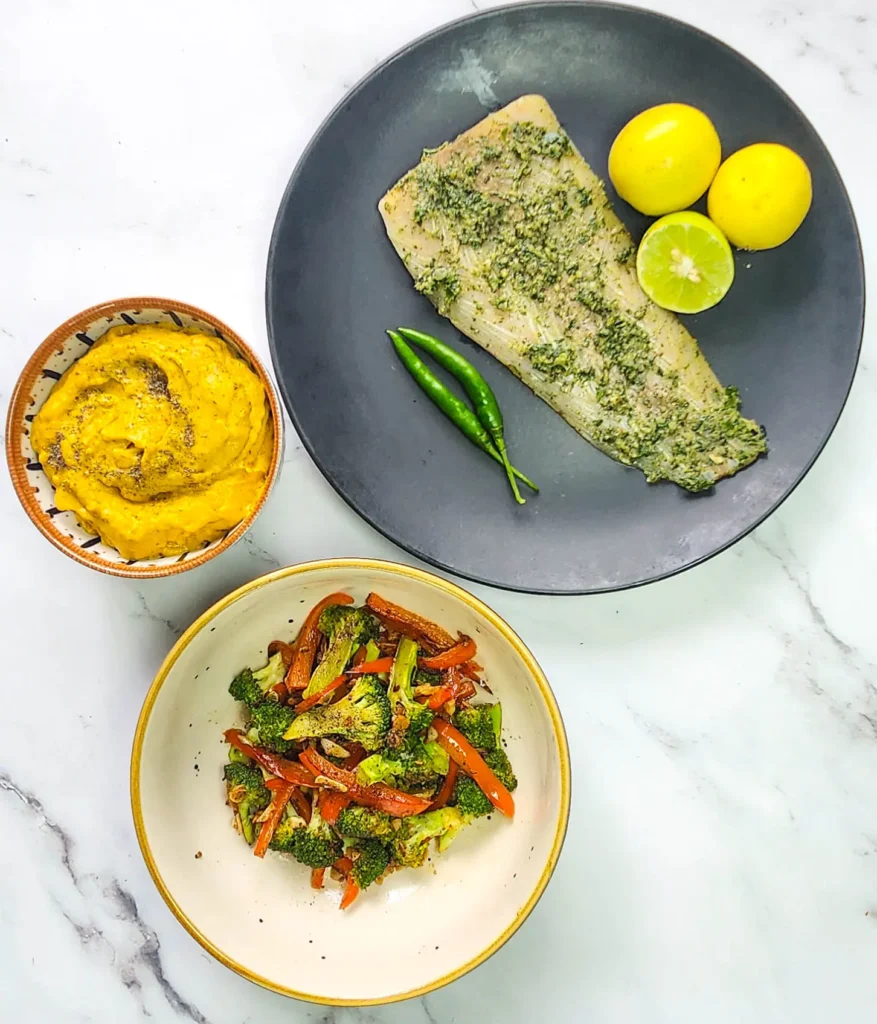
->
[253, 783, 293, 858]
[428, 760, 458, 811]
[223, 730, 317, 787]
[266, 778, 312, 814]
[311, 868, 326, 889]
[294, 673, 347, 715]
[347, 657, 395, 675]
[418, 667, 477, 710]
[320, 789, 351, 826]
[289, 787, 312, 823]
[455, 678, 477, 701]
[299, 748, 432, 817]
[286, 592, 353, 690]
[299, 748, 358, 789]
[423, 684, 455, 710]
[354, 783, 432, 817]
[266, 642, 293, 700]
[365, 593, 455, 652]
[267, 639, 296, 666]
[330, 681, 351, 704]
[340, 876, 360, 910]
[331, 856, 359, 910]
[341, 742, 367, 771]
[418, 636, 477, 670]
[432, 719, 515, 818]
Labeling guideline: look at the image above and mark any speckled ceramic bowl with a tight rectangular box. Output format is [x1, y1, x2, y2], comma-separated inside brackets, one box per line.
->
[6, 298, 283, 578]
[131, 559, 570, 1005]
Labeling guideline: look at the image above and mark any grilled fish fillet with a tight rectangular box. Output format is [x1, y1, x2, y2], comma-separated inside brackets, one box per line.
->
[378, 95, 765, 491]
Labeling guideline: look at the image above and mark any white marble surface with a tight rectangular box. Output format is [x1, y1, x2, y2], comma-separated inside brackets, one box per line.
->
[1, 0, 875, 1020]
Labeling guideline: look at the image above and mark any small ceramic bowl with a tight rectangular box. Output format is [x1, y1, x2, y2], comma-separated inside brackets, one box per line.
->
[5, 297, 283, 578]
[131, 559, 570, 1005]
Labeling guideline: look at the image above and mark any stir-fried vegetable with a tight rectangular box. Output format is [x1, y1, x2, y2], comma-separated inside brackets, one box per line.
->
[286, 592, 354, 690]
[222, 590, 517, 908]
[432, 719, 514, 818]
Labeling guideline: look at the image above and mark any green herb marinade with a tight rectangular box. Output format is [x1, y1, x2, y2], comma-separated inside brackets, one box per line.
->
[398, 113, 764, 489]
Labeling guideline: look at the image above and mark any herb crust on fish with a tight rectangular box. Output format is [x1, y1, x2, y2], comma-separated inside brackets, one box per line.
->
[379, 94, 765, 491]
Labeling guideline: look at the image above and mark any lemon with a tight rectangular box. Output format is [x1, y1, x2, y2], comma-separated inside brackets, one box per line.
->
[636, 211, 735, 314]
[708, 143, 811, 250]
[608, 103, 722, 216]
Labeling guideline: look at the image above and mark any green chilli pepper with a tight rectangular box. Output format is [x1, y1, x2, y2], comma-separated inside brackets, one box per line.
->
[396, 327, 527, 503]
[387, 331, 537, 499]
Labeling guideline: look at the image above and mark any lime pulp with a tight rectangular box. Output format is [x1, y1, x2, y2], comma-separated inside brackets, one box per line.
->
[636, 211, 735, 314]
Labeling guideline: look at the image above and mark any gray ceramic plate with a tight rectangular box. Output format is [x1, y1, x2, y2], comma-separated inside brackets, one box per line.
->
[266, 2, 864, 595]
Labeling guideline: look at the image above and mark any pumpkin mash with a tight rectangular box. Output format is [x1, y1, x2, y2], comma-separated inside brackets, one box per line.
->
[31, 324, 273, 560]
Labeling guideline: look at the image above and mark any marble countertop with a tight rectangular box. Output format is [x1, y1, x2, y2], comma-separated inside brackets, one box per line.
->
[1, 0, 875, 1021]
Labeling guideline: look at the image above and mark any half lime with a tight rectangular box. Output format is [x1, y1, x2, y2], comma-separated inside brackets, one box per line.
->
[636, 210, 735, 314]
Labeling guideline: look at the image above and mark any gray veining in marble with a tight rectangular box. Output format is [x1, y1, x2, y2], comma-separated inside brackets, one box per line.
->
[1, 1, 874, 1021]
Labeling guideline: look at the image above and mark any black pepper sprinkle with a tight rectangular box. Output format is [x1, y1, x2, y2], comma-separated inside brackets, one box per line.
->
[145, 363, 170, 399]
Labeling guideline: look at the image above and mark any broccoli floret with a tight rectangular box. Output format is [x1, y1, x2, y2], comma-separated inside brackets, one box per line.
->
[229, 669, 263, 708]
[349, 839, 390, 889]
[386, 638, 434, 745]
[303, 607, 380, 699]
[452, 775, 493, 818]
[335, 805, 393, 839]
[249, 701, 297, 754]
[268, 815, 305, 853]
[223, 762, 271, 845]
[283, 675, 391, 752]
[356, 753, 400, 787]
[356, 740, 449, 791]
[450, 748, 517, 819]
[484, 747, 517, 792]
[223, 762, 271, 810]
[229, 651, 287, 707]
[415, 667, 442, 688]
[290, 800, 343, 868]
[454, 703, 502, 751]
[389, 807, 466, 869]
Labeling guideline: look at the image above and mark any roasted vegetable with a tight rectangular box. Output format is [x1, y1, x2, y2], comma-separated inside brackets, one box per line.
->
[248, 700, 297, 754]
[454, 703, 502, 751]
[302, 607, 380, 699]
[335, 805, 393, 840]
[228, 651, 287, 707]
[349, 838, 390, 890]
[224, 593, 516, 906]
[386, 637, 434, 744]
[390, 807, 466, 869]
[284, 676, 391, 752]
